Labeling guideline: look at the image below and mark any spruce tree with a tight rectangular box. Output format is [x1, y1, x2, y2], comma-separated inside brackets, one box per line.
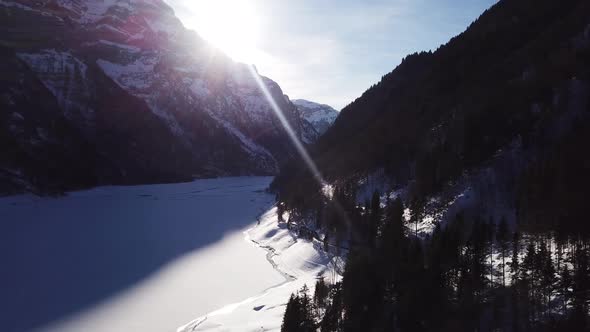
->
[282, 294, 301, 332]
[298, 285, 316, 332]
[486, 219, 496, 288]
[559, 265, 572, 316]
[314, 278, 329, 314]
[497, 217, 509, 287]
[538, 242, 556, 316]
[369, 190, 381, 248]
[511, 232, 521, 284]
[321, 283, 343, 332]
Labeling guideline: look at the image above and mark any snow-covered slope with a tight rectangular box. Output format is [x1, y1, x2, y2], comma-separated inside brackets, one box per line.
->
[0, 0, 307, 192]
[292, 99, 339, 136]
[179, 207, 344, 332]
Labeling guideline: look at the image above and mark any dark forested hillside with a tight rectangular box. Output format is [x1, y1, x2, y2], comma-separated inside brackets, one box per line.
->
[275, 0, 590, 331]
[322, 0, 588, 178]
[274, 0, 590, 217]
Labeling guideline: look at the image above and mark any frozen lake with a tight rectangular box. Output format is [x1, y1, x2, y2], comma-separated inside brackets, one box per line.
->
[0, 177, 285, 332]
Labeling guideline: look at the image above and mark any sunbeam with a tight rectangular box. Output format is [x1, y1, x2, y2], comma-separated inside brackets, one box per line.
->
[246, 64, 324, 184]
[246, 65, 353, 229]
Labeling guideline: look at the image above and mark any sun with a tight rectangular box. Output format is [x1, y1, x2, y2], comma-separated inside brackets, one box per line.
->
[179, 0, 263, 64]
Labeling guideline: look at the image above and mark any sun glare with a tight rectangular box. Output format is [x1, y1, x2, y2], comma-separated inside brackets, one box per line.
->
[182, 0, 263, 64]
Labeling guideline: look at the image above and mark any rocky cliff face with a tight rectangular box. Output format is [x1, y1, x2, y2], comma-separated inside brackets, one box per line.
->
[0, 0, 308, 193]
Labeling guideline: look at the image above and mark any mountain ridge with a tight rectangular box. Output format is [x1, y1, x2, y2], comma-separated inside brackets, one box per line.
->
[273, 0, 590, 232]
[292, 99, 339, 138]
[0, 0, 330, 194]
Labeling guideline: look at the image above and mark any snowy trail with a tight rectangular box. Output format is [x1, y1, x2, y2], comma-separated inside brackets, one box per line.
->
[178, 208, 343, 332]
[246, 231, 297, 283]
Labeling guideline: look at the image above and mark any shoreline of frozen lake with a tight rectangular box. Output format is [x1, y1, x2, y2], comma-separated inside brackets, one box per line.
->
[0, 177, 286, 332]
[178, 207, 344, 332]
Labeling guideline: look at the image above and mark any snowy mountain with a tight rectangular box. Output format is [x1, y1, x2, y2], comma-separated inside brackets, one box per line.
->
[292, 99, 339, 136]
[0, 0, 312, 193]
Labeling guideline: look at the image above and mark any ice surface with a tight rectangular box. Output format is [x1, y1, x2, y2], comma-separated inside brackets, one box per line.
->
[0, 177, 287, 332]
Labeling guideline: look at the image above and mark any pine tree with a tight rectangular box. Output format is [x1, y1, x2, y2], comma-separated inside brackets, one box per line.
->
[369, 190, 381, 248]
[538, 242, 556, 316]
[282, 293, 301, 332]
[314, 278, 329, 314]
[321, 283, 343, 332]
[556, 238, 564, 276]
[559, 265, 572, 316]
[378, 197, 405, 286]
[497, 217, 509, 287]
[457, 239, 477, 329]
[282, 286, 316, 332]
[510, 232, 521, 284]
[410, 199, 422, 238]
[486, 219, 496, 288]
[298, 285, 316, 332]
[389, 197, 405, 242]
[469, 218, 487, 298]
[523, 240, 540, 323]
[523, 241, 536, 283]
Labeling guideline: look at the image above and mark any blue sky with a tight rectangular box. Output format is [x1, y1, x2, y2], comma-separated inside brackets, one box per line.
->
[165, 0, 497, 110]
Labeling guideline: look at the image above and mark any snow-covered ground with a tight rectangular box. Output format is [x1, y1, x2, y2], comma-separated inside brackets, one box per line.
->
[0, 177, 294, 332]
[179, 207, 344, 332]
[0, 176, 339, 332]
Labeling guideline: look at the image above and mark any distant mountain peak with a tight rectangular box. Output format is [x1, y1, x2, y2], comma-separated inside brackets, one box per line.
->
[292, 98, 333, 108]
[292, 99, 338, 136]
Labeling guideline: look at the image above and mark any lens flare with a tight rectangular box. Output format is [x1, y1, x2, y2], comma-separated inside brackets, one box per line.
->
[246, 65, 353, 230]
[178, 0, 262, 64]
[246, 65, 323, 182]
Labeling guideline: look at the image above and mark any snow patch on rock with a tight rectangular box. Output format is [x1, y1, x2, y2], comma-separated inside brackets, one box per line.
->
[97, 55, 157, 90]
[17, 49, 93, 121]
